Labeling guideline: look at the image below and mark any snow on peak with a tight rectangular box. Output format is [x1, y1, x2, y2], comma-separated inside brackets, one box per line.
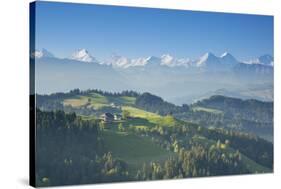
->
[220, 52, 238, 65]
[195, 52, 240, 68]
[35, 48, 272, 70]
[108, 54, 191, 68]
[32, 48, 54, 58]
[160, 54, 191, 67]
[110, 55, 130, 68]
[131, 57, 150, 67]
[196, 52, 218, 66]
[146, 56, 162, 66]
[161, 54, 174, 65]
[258, 55, 273, 66]
[202, 52, 216, 60]
[70, 49, 97, 63]
[221, 52, 231, 58]
[108, 54, 193, 68]
[205, 52, 216, 57]
[244, 54, 273, 66]
[108, 55, 149, 68]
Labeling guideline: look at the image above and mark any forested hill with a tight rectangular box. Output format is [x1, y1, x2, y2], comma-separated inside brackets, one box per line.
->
[35, 109, 129, 186]
[195, 95, 273, 123]
[135, 92, 189, 115]
[36, 89, 273, 141]
[173, 95, 273, 141]
[36, 88, 140, 111]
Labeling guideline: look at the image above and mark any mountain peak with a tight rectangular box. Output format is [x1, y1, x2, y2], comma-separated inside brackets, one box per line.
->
[197, 52, 218, 66]
[220, 52, 238, 65]
[258, 54, 273, 66]
[244, 54, 274, 66]
[160, 54, 174, 65]
[78, 48, 88, 54]
[202, 52, 218, 60]
[70, 49, 97, 63]
[109, 55, 130, 68]
[146, 56, 162, 65]
[196, 52, 238, 69]
[204, 52, 216, 57]
[220, 52, 232, 58]
[32, 48, 54, 59]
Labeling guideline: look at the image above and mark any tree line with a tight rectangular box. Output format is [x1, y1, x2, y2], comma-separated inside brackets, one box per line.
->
[35, 109, 129, 186]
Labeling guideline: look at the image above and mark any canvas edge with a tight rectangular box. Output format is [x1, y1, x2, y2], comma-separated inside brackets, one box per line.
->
[29, 1, 36, 187]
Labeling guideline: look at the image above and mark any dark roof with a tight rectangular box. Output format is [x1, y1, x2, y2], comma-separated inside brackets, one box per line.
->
[103, 112, 114, 118]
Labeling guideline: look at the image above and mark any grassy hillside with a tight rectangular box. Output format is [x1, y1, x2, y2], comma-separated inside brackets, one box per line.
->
[192, 106, 223, 115]
[122, 106, 182, 127]
[63, 92, 136, 110]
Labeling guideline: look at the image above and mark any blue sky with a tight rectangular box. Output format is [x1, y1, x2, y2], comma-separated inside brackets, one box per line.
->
[35, 1, 273, 61]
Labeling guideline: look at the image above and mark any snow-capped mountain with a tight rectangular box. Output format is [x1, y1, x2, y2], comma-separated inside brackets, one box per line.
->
[107, 54, 191, 68]
[70, 49, 98, 63]
[258, 55, 274, 66]
[145, 56, 162, 67]
[33, 48, 274, 74]
[196, 52, 221, 67]
[108, 55, 161, 68]
[32, 48, 55, 59]
[35, 48, 273, 105]
[107, 55, 149, 68]
[194, 52, 239, 71]
[105, 52, 273, 77]
[160, 54, 191, 68]
[244, 54, 273, 66]
[220, 52, 239, 66]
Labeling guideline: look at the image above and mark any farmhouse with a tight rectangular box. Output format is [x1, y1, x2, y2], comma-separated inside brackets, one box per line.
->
[100, 113, 114, 122]
[110, 103, 116, 108]
[114, 114, 122, 121]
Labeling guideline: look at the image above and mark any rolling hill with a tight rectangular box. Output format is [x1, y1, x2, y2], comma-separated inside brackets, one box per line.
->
[36, 89, 273, 180]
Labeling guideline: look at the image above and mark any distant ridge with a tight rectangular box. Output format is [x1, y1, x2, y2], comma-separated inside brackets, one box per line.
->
[33, 48, 273, 69]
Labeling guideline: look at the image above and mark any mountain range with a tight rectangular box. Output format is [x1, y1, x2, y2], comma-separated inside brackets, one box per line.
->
[33, 48, 273, 104]
[33, 48, 273, 69]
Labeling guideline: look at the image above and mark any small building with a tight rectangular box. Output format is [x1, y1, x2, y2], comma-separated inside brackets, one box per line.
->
[110, 103, 116, 108]
[114, 114, 122, 121]
[100, 113, 114, 122]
